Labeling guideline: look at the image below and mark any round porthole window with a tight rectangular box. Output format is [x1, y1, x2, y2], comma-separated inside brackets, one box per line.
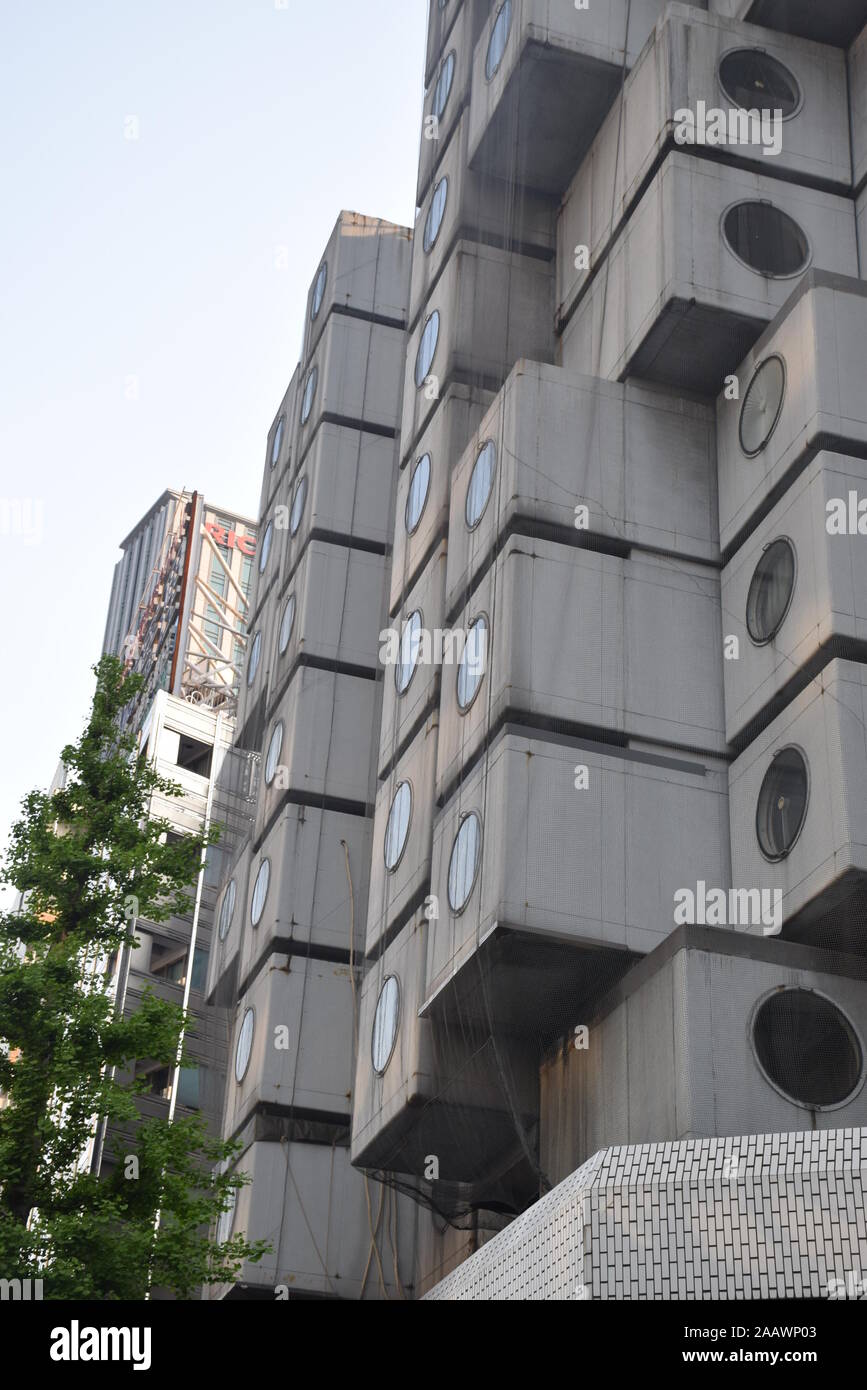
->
[384, 781, 412, 872]
[456, 615, 488, 712]
[756, 746, 809, 861]
[218, 879, 236, 942]
[466, 440, 496, 529]
[424, 177, 449, 254]
[250, 858, 270, 927]
[270, 416, 285, 469]
[311, 262, 327, 320]
[258, 520, 273, 574]
[216, 1176, 237, 1245]
[752, 989, 863, 1109]
[235, 1007, 254, 1083]
[415, 310, 440, 389]
[739, 355, 786, 457]
[431, 51, 456, 122]
[396, 610, 423, 694]
[405, 453, 431, 535]
[278, 593, 296, 655]
[723, 201, 810, 278]
[746, 537, 796, 644]
[246, 630, 262, 687]
[486, 0, 513, 81]
[290, 476, 308, 536]
[264, 721, 284, 785]
[719, 49, 801, 118]
[300, 365, 318, 424]
[372, 975, 400, 1076]
[448, 811, 482, 913]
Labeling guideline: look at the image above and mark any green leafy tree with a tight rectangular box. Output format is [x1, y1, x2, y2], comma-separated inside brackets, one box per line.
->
[0, 656, 268, 1298]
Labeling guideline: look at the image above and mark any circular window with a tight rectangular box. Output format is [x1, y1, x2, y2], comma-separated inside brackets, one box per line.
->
[752, 989, 863, 1109]
[448, 811, 482, 913]
[264, 722, 284, 785]
[396, 610, 423, 694]
[290, 476, 308, 536]
[746, 538, 796, 644]
[311, 262, 327, 320]
[719, 49, 801, 118]
[384, 781, 412, 872]
[457, 615, 488, 712]
[258, 520, 273, 575]
[424, 177, 449, 254]
[739, 355, 786, 457]
[431, 51, 456, 122]
[466, 440, 496, 529]
[300, 365, 318, 424]
[278, 593, 296, 655]
[216, 1176, 237, 1245]
[270, 416, 285, 469]
[235, 1008, 254, 1083]
[218, 879, 236, 942]
[723, 201, 810, 278]
[486, 0, 513, 81]
[250, 858, 270, 927]
[246, 630, 262, 687]
[415, 310, 440, 388]
[405, 453, 431, 535]
[372, 975, 400, 1076]
[756, 746, 809, 861]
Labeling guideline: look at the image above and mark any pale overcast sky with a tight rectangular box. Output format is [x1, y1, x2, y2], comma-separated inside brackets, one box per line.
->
[0, 0, 426, 901]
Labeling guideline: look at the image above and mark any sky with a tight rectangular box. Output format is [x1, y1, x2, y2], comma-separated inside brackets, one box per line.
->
[0, 0, 427, 903]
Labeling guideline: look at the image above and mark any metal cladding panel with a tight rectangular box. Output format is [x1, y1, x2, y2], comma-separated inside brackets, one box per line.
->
[269, 541, 388, 680]
[559, 153, 858, 396]
[557, 5, 851, 327]
[418, 0, 483, 203]
[729, 659, 867, 944]
[468, 0, 668, 195]
[425, 732, 731, 1005]
[259, 367, 300, 520]
[238, 806, 370, 977]
[445, 361, 718, 619]
[300, 213, 412, 369]
[379, 542, 448, 776]
[391, 383, 494, 613]
[296, 315, 406, 458]
[400, 241, 555, 462]
[722, 452, 867, 745]
[207, 843, 250, 1002]
[437, 537, 726, 802]
[716, 276, 867, 555]
[223, 955, 355, 1137]
[366, 718, 439, 957]
[410, 108, 556, 332]
[214, 1140, 415, 1299]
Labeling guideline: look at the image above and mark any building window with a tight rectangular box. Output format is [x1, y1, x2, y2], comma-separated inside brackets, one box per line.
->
[723, 202, 810, 278]
[216, 1177, 237, 1245]
[250, 859, 270, 927]
[264, 722, 284, 785]
[259, 520, 274, 574]
[739, 355, 786, 457]
[235, 1008, 254, 1083]
[384, 781, 412, 872]
[415, 310, 440, 388]
[301, 365, 318, 424]
[371, 975, 400, 1076]
[424, 177, 448, 254]
[278, 594, 296, 655]
[486, 0, 513, 81]
[218, 879, 237, 941]
[177, 1064, 201, 1110]
[466, 440, 496, 529]
[290, 476, 308, 536]
[719, 49, 801, 118]
[431, 51, 456, 121]
[247, 630, 262, 687]
[174, 733, 213, 778]
[756, 746, 809, 861]
[311, 262, 327, 320]
[396, 610, 423, 693]
[746, 538, 796, 644]
[270, 415, 285, 469]
[752, 989, 863, 1108]
[448, 812, 482, 913]
[405, 453, 431, 535]
[456, 615, 488, 711]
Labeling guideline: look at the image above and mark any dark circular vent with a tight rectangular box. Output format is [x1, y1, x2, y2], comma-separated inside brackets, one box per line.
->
[739, 355, 786, 456]
[753, 990, 863, 1108]
[756, 746, 808, 860]
[719, 49, 801, 117]
[746, 537, 796, 643]
[724, 201, 810, 277]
